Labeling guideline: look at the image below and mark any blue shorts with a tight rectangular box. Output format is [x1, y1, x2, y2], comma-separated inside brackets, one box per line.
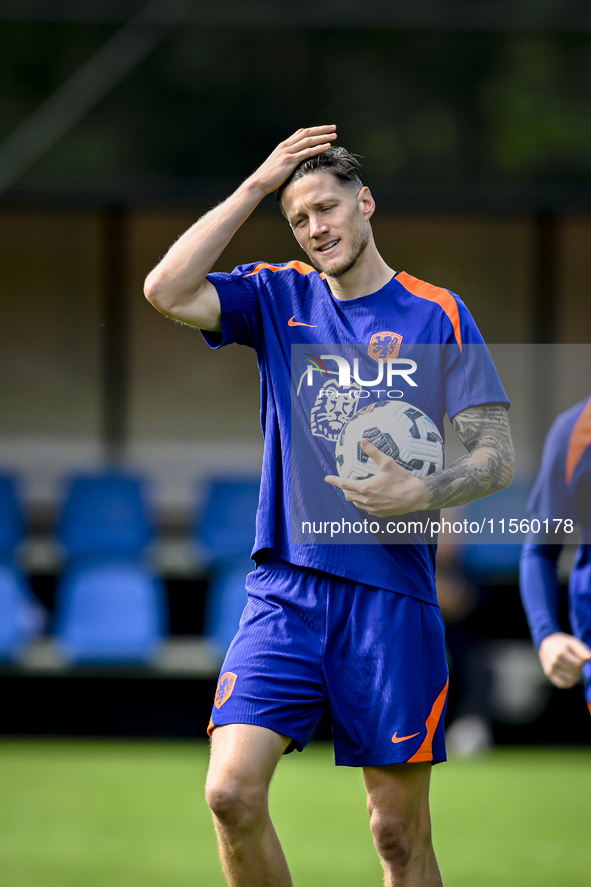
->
[208, 562, 448, 767]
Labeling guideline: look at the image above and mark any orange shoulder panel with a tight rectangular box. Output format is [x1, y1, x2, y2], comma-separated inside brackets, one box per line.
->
[565, 396, 591, 486]
[407, 678, 449, 763]
[396, 271, 463, 352]
[244, 260, 316, 278]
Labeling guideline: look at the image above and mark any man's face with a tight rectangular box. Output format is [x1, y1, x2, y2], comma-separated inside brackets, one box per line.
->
[281, 171, 373, 278]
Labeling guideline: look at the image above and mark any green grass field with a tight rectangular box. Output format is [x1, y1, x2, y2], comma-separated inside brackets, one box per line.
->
[1, 740, 590, 886]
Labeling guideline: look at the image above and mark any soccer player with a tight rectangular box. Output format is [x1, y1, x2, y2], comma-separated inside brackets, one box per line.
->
[144, 125, 514, 887]
[520, 395, 591, 709]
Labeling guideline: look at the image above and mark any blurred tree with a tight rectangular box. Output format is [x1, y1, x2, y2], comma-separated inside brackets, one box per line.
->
[484, 35, 591, 182]
[1, 24, 591, 194]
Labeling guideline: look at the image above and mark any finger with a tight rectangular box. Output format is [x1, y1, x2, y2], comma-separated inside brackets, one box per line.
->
[552, 659, 583, 685]
[341, 486, 368, 502]
[287, 132, 338, 156]
[360, 438, 391, 467]
[361, 438, 408, 474]
[360, 438, 381, 456]
[558, 658, 584, 675]
[569, 638, 591, 660]
[323, 477, 363, 503]
[289, 138, 337, 162]
[283, 125, 337, 147]
[559, 647, 590, 669]
[545, 657, 576, 683]
[558, 671, 580, 688]
[325, 475, 370, 495]
[325, 474, 360, 490]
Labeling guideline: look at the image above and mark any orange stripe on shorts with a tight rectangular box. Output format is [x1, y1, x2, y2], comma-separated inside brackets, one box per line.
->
[408, 678, 449, 763]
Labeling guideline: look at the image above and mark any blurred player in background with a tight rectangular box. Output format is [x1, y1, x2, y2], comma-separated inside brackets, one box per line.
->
[520, 395, 591, 709]
[145, 125, 513, 887]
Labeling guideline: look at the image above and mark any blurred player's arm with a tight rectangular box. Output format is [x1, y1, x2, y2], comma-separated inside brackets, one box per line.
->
[326, 402, 513, 516]
[144, 125, 337, 330]
[520, 543, 591, 688]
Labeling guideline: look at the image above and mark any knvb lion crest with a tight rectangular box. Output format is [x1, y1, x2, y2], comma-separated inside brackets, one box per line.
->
[368, 331, 403, 362]
[214, 672, 237, 709]
[310, 377, 360, 442]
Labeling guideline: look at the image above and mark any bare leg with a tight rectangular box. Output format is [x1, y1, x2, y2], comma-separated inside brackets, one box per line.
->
[205, 724, 293, 887]
[363, 763, 442, 887]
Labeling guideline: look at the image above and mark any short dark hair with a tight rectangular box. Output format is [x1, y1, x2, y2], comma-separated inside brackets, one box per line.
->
[276, 146, 363, 206]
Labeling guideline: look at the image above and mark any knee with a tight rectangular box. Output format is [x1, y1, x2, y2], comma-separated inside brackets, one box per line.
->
[369, 805, 432, 873]
[369, 811, 415, 871]
[205, 776, 267, 832]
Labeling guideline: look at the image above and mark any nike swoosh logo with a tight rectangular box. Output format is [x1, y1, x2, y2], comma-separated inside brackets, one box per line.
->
[288, 316, 317, 327]
[392, 731, 421, 744]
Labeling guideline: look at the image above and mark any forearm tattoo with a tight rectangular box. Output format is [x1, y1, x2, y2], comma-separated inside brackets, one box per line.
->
[424, 403, 514, 510]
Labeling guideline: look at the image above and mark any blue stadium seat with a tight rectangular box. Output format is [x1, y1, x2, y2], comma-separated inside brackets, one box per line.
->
[0, 563, 45, 662]
[54, 556, 167, 664]
[0, 474, 46, 660]
[194, 477, 260, 557]
[202, 555, 254, 658]
[57, 473, 154, 557]
[194, 477, 260, 657]
[0, 475, 26, 555]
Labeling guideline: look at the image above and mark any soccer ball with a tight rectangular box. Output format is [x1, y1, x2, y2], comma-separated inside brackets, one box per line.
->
[334, 401, 443, 480]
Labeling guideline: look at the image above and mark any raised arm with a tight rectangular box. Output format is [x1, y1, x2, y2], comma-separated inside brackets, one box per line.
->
[144, 125, 337, 330]
[325, 402, 514, 517]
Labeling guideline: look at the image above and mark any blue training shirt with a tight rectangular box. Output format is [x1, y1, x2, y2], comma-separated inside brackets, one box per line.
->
[203, 261, 509, 604]
[520, 395, 591, 648]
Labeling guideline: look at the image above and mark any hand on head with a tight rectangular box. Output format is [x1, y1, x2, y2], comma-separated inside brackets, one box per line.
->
[251, 125, 337, 195]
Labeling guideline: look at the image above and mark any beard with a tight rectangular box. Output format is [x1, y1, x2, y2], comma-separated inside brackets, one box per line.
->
[305, 224, 370, 278]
